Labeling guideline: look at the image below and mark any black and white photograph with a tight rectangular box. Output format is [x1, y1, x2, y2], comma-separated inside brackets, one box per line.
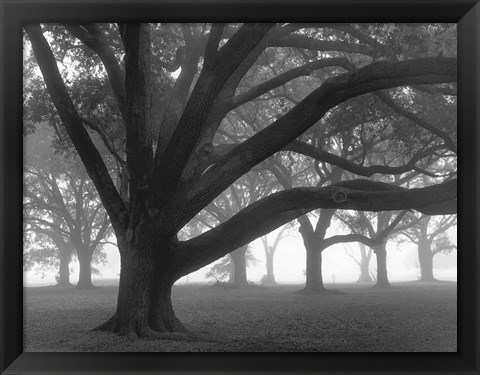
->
[20, 21, 461, 354]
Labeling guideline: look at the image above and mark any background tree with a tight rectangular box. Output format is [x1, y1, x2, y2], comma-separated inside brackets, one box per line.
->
[202, 170, 277, 287]
[345, 242, 374, 283]
[25, 23, 456, 339]
[400, 214, 457, 281]
[24, 125, 111, 288]
[259, 224, 291, 286]
[337, 207, 420, 288]
[205, 246, 257, 287]
[24, 216, 75, 286]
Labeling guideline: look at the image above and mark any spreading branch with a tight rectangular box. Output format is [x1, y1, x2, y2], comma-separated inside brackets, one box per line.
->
[177, 57, 456, 228]
[175, 178, 456, 276]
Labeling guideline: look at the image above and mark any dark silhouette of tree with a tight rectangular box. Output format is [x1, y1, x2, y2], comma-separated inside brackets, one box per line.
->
[25, 23, 456, 339]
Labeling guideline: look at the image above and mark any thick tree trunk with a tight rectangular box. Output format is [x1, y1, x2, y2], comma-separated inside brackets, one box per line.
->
[263, 247, 277, 286]
[57, 247, 72, 286]
[230, 246, 248, 287]
[301, 245, 326, 293]
[94, 236, 188, 339]
[418, 240, 436, 281]
[357, 244, 373, 283]
[374, 243, 390, 288]
[76, 249, 94, 289]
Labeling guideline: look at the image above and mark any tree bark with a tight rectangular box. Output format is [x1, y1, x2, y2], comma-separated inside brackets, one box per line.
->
[263, 246, 277, 286]
[357, 243, 373, 283]
[418, 239, 436, 281]
[373, 243, 390, 288]
[57, 246, 72, 286]
[301, 245, 326, 293]
[76, 249, 94, 288]
[230, 245, 248, 287]
[94, 234, 188, 339]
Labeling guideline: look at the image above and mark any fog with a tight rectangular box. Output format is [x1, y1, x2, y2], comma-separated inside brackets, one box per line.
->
[24, 225, 457, 287]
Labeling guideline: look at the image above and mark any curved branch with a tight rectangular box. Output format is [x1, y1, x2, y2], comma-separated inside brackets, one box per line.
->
[178, 57, 456, 226]
[331, 24, 388, 56]
[82, 118, 125, 166]
[151, 24, 274, 208]
[174, 178, 456, 276]
[232, 57, 355, 108]
[24, 217, 71, 237]
[63, 23, 126, 117]
[376, 91, 457, 153]
[270, 34, 374, 56]
[322, 233, 383, 250]
[284, 140, 446, 178]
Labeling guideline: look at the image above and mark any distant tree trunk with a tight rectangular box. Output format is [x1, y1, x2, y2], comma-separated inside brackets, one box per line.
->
[297, 210, 335, 294]
[76, 248, 94, 288]
[418, 238, 435, 281]
[230, 245, 248, 287]
[57, 246, 73, 286]
[357, 243, 373, 283]
[263, 246, 276, 286]
[374, 243, 390, 288]
[303, 245, 325, 293]
[51, 234, 73, 286]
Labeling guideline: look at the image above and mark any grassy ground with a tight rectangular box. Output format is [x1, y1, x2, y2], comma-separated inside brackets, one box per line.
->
[24, 281, 456, 352]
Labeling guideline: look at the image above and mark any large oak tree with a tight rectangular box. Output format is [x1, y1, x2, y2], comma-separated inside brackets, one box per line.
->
[25, 23, 457, 339]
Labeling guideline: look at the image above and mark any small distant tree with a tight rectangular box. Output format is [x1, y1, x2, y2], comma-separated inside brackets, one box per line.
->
[400, 214, 457, 281]
[337, 206, 416, 288]
[206, 245, 257, 287]
[24, 218, 75, 286]
[24, 125, 112, 288]
[345, 242, 374, 283]
[202, 170, 275, 287]
[259, 224, 291, 286]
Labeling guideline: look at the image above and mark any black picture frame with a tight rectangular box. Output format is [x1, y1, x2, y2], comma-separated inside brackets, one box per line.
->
[1, 1, 478, 374]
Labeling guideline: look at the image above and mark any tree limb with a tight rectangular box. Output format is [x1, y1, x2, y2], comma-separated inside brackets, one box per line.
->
[231, 57, 355, 109]
[25, 23, 126, 232]
[151, 24, 274, 208]
[122, 23, 154, 205]
[270, 34, 374, 56]
[63, 23, 127, 118]
[174, 178, 456, 276]
[178, 57, 456, 227]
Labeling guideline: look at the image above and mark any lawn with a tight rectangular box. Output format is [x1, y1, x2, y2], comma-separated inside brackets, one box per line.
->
[24, 281, 456, 352]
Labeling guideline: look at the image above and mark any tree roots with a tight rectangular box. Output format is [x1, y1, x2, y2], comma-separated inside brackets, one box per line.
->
[93, 315, 220, 343]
